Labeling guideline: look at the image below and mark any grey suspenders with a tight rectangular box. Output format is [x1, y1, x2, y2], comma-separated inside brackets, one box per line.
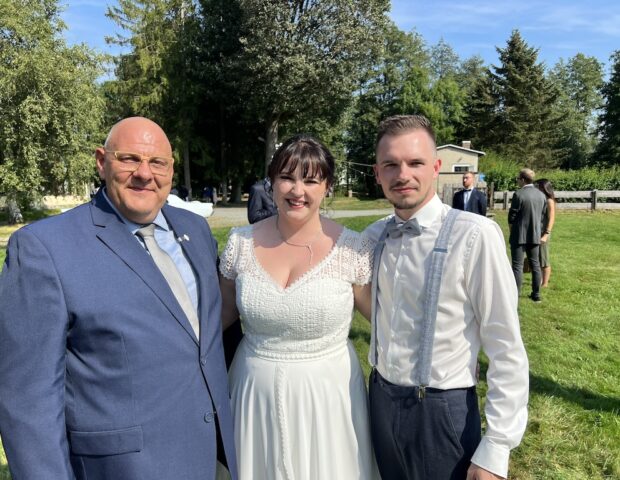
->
[370, 208, 461, 398]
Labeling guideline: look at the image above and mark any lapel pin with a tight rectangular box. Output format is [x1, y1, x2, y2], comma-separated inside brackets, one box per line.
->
[183, 234, 190, 242]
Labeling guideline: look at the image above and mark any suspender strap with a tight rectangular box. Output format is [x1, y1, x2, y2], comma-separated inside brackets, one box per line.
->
[370, 217, 394, 366]
[416, 208, 460, 389]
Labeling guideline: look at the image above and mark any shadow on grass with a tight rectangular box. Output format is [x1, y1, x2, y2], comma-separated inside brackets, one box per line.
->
[478, 357, 619, 413]
[349, 325, 371, 344]
[529, 374, 620, 413]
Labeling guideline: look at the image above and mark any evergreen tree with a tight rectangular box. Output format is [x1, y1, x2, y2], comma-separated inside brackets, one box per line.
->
[549, 54, 604, 168]
[106, 0, 204, 197]
[429, 38, 460, 80]
[596, 51, 620, 167]
[345, 23, 429, 194]
[466, 30, 561, 169]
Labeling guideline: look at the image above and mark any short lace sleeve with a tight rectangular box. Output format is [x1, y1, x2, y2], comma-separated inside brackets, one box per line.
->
[353, 230, 376, 286]
[219, 227, 241, 280]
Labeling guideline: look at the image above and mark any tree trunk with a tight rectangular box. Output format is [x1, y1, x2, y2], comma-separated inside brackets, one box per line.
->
[183, 143, 192, 200]
[7, 197, 24, 225]
[219, 103, 228, 205]
[264, 113, 279, 176]
[231, 182, 242, 203]
[220, 178, 228, 205]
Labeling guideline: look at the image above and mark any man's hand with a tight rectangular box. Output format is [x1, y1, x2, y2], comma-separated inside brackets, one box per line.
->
[466, 464, 505, 480]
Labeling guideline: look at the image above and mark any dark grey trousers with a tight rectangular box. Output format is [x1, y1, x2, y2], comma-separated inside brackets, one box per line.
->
[511, 243, 542, 299]
[369, 370, 481, 480]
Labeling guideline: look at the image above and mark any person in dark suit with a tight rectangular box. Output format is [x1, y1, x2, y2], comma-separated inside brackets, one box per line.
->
[0, 117, 237, 480]
[247, 177, 277, 224]
[508, 168, 548, 303]
[452, 171, 487, 216]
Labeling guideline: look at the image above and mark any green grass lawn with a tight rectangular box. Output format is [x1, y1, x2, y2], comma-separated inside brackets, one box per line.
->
[1, 210, 619, 479]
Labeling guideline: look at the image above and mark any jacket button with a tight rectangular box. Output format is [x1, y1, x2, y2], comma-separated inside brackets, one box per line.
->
[204, 412, 214, 423]
[200, 357, 207, 366]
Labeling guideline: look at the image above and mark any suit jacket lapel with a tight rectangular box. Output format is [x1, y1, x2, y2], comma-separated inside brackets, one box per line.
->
[90, 193, 199, 345]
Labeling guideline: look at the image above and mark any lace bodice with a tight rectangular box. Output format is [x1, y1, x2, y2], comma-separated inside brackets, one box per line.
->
[220, 225, 374, 359]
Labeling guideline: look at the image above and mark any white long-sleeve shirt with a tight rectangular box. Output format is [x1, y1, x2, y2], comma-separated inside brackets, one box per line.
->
[363, 195, 529, 478]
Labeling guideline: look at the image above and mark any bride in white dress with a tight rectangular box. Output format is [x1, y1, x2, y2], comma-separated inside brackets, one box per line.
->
[219, 135, 379, 479]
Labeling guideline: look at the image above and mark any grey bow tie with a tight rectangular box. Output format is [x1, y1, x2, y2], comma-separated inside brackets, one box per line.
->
[386, 217, 422, 238]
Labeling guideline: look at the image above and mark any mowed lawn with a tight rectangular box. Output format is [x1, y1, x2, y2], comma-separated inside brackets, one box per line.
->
[1, 210, 619, 479]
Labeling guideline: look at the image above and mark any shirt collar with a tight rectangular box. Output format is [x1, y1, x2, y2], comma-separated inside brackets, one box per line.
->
[101, 188, 169, 234]
[395, 194, 443, 229]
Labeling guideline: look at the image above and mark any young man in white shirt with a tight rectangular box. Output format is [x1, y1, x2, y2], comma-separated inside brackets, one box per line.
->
[363, 115, 529, 480]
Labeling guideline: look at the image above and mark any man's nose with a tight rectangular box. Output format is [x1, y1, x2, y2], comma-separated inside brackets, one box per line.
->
[133, 159, 154, 179]
[396, 163, 410, 179]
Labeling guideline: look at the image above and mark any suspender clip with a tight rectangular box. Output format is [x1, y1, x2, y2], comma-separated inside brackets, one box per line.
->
[418, 385, 426, 400]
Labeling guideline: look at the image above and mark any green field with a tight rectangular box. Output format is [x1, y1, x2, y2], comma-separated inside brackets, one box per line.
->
[1, 210, 619, 479]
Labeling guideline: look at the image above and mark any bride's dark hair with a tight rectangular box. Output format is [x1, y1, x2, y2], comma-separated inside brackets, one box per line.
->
[268, 134, 335, 189]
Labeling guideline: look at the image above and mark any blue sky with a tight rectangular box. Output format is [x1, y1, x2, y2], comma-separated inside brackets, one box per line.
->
[61, 0, 619, 73]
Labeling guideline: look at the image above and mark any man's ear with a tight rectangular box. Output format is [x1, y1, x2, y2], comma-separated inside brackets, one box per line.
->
[433, 158, 442, 178]
[95, 148, 106, 180]
[373, 164, 381, 185]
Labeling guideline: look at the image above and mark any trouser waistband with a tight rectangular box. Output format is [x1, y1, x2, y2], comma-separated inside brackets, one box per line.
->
[371, 369, 475, 400]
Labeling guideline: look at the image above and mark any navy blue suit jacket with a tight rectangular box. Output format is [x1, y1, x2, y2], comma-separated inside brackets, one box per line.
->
[452, 188, 487, 216]
[0, 191, 237, 480]
[247, 180, 277, 224]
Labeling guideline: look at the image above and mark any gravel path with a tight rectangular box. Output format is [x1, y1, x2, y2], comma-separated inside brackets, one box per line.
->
[207, 207, 392, 228]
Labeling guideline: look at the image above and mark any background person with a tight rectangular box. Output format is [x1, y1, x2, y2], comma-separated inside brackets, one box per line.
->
[452, 171, 487, 216]
[0, 117, 237, 480]
[364, 115, 528, 480]
[508, 168, 548, 302]
[536, 178, 556, 287]
[247, 177, 277, 224]
[219, 134, 379, 479]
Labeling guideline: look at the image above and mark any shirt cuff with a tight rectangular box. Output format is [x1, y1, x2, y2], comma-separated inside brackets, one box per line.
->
[470, 436, 510, 478]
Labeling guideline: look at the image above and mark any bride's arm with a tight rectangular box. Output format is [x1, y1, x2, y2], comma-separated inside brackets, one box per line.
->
[353, 283, 372, 321]
[219, 275, 239, 330]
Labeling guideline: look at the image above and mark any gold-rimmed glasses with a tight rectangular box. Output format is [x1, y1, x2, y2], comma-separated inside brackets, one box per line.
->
[104, 149, 173, 176]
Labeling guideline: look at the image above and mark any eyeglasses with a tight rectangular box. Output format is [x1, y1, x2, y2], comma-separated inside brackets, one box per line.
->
[104, 149, 173, 176]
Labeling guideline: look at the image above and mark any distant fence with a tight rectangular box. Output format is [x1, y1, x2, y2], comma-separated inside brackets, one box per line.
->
[440, 185, 620, 210]
[491, 190, 620, 210]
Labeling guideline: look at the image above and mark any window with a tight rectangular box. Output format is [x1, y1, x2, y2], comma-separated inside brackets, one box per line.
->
[453, 165, 471, 172]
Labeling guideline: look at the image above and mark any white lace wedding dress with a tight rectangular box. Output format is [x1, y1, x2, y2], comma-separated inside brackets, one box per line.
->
[220, 225, 380, 480]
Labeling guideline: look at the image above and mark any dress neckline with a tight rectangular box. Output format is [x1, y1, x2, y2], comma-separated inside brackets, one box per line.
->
[250, 224, 347, 292]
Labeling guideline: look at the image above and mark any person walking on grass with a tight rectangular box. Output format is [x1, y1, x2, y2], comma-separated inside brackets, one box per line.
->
[508, 168, 547, 303]
[536, 178, 556, 287]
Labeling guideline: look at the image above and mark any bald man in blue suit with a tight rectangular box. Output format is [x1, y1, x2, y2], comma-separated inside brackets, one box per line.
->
[0, 118, 237, 479]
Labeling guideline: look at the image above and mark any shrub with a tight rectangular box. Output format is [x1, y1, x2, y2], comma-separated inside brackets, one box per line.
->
[480, 151, 620, 192]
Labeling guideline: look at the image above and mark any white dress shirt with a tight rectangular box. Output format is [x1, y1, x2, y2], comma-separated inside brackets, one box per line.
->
[463, 188, 472, 207]
[363, 194, 529, 478]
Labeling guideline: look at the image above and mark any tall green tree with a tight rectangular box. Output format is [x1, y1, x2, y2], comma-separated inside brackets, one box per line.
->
[346, 23, 429, 194]
[0, 0, 104, 221]
[429, 38, 459, 80]
[595, 51, 620, 167]
[107, 0, 204, 197]
[549, 54, 604, 168]
[466, 30, 561, 169]
[233, 0, 389, 174]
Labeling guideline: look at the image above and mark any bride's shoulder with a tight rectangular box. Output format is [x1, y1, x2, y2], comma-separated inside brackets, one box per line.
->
[229, 224, 253, 237]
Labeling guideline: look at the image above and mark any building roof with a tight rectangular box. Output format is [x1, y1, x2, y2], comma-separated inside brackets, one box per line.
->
[437, 144, 485, 156]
